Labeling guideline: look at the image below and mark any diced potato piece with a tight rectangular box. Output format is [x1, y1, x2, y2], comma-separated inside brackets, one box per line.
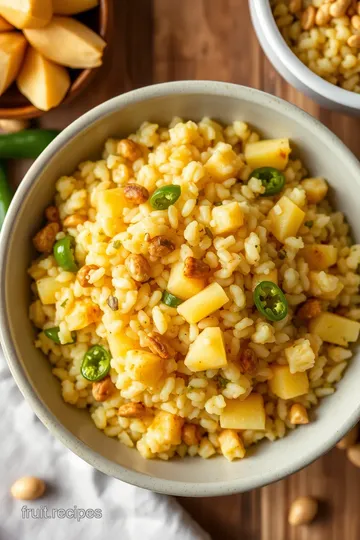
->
[289, 404, 309, 425]
[107, 332, 137, 359]
[0, 15, 13, 31]
[184, 327, 227, 372]
[309, 312, 360, 346]
[268, 195, 305, 243]
[24, 16, 106, 69]
[125, 350, 164, 387]
[301, 177, 328, 204]
[301, 244, 338, 271]
[204, 142, 244, 181]
[0, 0, 52, 29]
[65, 298, 100, 331]
[309, 271, 344, 300]
[17, 47, 71, 111]
[220, 393, 266, 430]
[252, 269, 278, 290]
[0, 32, 27, 95]
[211, 201, 244, 236]
[177, 282, 229, 324]
[285, 338, 315, 374]
[147, 411, 183, 450]
[167, 262, 205, 300]
[36, 276, 64, 305]
[53, 0, 99, 15]
[269, 365, 309, 399]
[245, 138, 291, 170]
[218, 429, 246, 461]
[96, 187, 127, 237]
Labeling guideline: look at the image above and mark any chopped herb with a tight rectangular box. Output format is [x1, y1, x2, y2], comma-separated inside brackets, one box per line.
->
[278, 250, 286, 260]
[214, 201, 222, 206]
[216, 376, 229, 389]
[107, 295, 119, 311]
[60, 299, 68, 308]
[304, 220, 314, 228]
[205, 227, 213, 239]
[113, 240, 121, 249]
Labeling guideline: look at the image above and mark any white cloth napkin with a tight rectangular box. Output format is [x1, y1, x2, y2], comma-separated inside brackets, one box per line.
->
[0, 353, 210, 540]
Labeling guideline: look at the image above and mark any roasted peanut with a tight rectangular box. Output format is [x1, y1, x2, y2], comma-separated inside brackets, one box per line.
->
[125, 254, 150, 282]
[117, 139, 142, 161]
[301, 5, 316, 30]
[77, 264, 100, 288]
[315, 4, 331, 25]
[63, 214, 87, 228]
[148, 235, 175, 259]
[337, 424, 359, 449]
[288, 496, 318, 526]
[297, 299, 322, 320]
[330, 0, 352, 17]
[118, 402, 146, 417]
[238, 348, 258, 375]
[0, 119, 29, 133]
[92, 376, 116, 402]
[45, 205, 60, 223]
[348, 34, 360, 47]
[289, 404, 309, 425]
[183, 256, 210, 278]
[347, 443, 360, 467]
[182, 424, 201, 446]
[11, 476, 45, 500]
[146, 333, 171, 359]
[33, 222, 60, 253]
[289, 0, 302, 13]
[123, 183, 149, 204]
[351, 14, 360, 29]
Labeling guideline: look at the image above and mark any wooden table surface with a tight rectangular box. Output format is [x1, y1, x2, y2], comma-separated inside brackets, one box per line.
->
[9, 1, 360, 538]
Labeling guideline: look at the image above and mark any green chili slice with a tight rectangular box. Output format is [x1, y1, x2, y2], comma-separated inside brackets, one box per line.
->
[150, 185, 181, 210]
[254, 281, 288, 322]
[81, 345, 111, 382]
[0, 161, 12, 230]
[0, 129, 60, 159]
[162, 290, 183, 307]
[251, 167, 285, 197]
[53, 235, 78, 272]
[44, 326, 76, 345]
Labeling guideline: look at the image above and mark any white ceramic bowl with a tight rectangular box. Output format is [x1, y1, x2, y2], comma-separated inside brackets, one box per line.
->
[1, 81, 360, 497]
[249, 0, 360, 115]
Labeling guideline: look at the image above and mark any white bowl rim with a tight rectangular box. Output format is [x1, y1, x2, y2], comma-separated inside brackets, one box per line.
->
[251, 0, 360, 110]
[1, 80, 360, 497]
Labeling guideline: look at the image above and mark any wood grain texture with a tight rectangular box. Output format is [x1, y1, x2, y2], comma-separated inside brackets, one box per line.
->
[8, 1, 360, 538]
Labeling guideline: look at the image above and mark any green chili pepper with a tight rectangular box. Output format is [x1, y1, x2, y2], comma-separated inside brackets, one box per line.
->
[162, 290, 183, 307]
[0, 161, 12, 229]
[150, 185, 181, 210]
[0, 129, 60, 159]
[44, 326, 76, 345]
[251, 167, 285, 197]
[53, 235, 78, 272]
[254, 281, 288, 322]
[81, 345, 111, 382]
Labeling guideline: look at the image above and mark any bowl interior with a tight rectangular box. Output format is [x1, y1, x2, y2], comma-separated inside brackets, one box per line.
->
[2, 83, 360, 496]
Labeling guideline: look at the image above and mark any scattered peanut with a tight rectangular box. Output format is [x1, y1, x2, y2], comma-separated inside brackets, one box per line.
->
[10, 476, 45, 500]
[146, 333, 171, 359]
[33, 222, 60, 253]
[301, 5, 316, 30]
[118, 402, 146, 418]
[336, 424, 359, 449]
[117, 139, 142, 161]
[148, 235, 175, 259]
[288, 496, 318, 526]
[77, 264, 100, 288]
[123, 183, 149, 204]
[289, 404, 309, 425]
[238, 348, 258, 375]
[351, 14, 360, 29]
[63, 214, 87, 228]
[329, 0, 352, 18]
[45, 205, 60, 223]
[315, 4, 331, 25]
[347, 34, 360, 47]
[0, 119, 30, 133]
[347, 443, 360, 467]
[92, 376, 116, 402]
[297, 299, 322, 320]
[183, 256, 210, 278]
[125, 254, 150, 282]
[182, 424, 201, 446]
[289, 0, 302, 14]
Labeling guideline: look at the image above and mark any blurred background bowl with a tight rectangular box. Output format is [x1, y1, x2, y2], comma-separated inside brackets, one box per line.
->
[0, 0, 111, 120]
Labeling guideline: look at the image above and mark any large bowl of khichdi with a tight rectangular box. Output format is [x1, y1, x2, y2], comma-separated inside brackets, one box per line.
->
[1, 81, 360, 496]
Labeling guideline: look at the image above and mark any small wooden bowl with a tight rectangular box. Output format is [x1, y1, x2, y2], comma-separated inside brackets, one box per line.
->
[0, 0, 111, 120]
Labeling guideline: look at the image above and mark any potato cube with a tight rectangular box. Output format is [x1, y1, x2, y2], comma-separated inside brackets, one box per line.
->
[269, 365, 309, 399]
[177, 282, 229, 324]
[309, 312, 360, 346]
[107, 332, 137, 359]
[184, 327, 227, 372]
[268, 196, 305, 243]
[147, 411, 184, 450]
[252, 269, 278, 290]
[289, 404, 309, 425]
[65, 298, 100, 331]
[245, 138, 291, 170]
[309, 271, 344, 300]
[218, 429, 246, 461]
[301, 177, 328, 204]
[285, 338, 315, 374]
[167, 262, 205, 300]
[220, 393, 266, 430]
[204, 142, 244, 181]
[125, 350, 164, 387]
[211, 202, 244, 235]
[36, 276, 64, 305]
[96, 188, 127, 237]
[301, 244, 338, 271]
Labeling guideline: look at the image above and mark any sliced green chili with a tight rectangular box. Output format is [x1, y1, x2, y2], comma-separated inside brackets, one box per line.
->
[81, 345, 111, 382]
[0, 129, 60, 159]
[254, 281, 288, 322]
[53, 235, 78, 272]
[162, 290, 183, 307]
[150, 185, 181, 210]
[44, 326, 76, 345]
[251, 167, 285, 197]
[0, 161, 12, 229]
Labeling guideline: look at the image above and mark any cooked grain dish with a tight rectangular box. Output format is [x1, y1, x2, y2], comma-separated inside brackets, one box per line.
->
[28, 117, 360, 461]
[272, 0, 360, 93]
